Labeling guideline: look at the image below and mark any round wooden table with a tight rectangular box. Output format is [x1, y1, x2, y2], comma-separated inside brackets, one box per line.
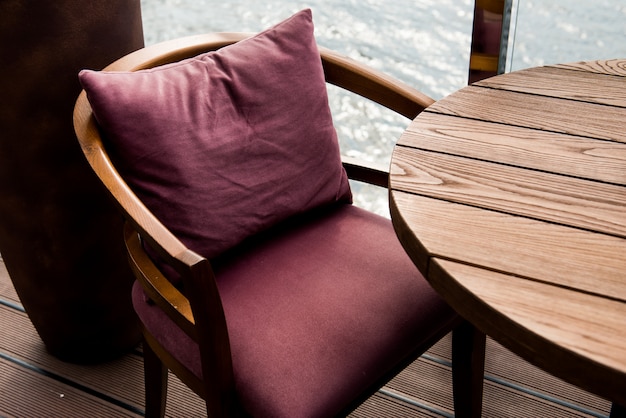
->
[389, 59, 626, 408]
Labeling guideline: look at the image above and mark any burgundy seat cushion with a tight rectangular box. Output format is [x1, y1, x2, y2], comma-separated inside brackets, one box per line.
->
[79, 9, 351, 259]
[133, 204, 458, 417]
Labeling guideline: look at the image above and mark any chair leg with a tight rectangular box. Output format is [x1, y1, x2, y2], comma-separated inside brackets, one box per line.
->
[143, 339, 169, 418]
[452, 321, 485, 418]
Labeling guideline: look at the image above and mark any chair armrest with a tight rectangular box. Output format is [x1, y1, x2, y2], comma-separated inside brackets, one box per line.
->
[319, 46, 435, 119]
[124, 222, 197, 340]
[320, 47, 433, 189]
[96, 33, 435, 120]
[342, 156, 389, 188]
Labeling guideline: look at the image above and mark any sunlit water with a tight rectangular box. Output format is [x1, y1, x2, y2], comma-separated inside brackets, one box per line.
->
[140, 0, 626, 215]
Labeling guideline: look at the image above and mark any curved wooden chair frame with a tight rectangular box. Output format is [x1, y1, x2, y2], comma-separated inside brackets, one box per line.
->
[74, 33, 484, 417]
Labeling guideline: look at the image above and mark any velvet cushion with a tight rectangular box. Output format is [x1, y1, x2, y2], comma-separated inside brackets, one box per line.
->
[133, 204, 458, 417]
[79, 9, 351, 259]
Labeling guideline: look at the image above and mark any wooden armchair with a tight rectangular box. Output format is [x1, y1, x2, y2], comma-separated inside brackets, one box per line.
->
[74, 10, 484, 417]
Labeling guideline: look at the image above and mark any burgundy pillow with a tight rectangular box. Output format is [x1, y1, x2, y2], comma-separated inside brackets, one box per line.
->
[79, 9, 352, 259]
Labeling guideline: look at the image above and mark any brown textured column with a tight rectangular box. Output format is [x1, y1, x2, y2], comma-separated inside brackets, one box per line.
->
[0, 1, 144, 362]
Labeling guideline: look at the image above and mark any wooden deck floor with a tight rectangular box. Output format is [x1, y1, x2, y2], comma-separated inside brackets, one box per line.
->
[0, 255, 613, 417]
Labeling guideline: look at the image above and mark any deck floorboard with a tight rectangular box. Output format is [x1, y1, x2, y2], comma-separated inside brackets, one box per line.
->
[0, 256, 612, 417]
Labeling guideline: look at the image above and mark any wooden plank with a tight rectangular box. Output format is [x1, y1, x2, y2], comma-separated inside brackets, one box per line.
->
[425, 86, 626, 143]
[433, 259, 626, 373]
[350, 391, 441, 417]
[396, 112, 626, 185]
[387, 357, 453, 413]
[425, 334, 611, 414]
[0, 358, 142, 418]
[475, 66, 626, 107]
[165, 373, 206, 417]
[550, 59, 626, 77]
[0, 297, 205, 416]
[431, 258, 626, 406]
[0, 303, 145, 406]
[391, 147, 626, 237]
[481, 382, 606, 418]
[389, 191, 626, 301]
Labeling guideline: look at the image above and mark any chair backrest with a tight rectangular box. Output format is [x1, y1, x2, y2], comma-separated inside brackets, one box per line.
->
[74, 32, 434, 259]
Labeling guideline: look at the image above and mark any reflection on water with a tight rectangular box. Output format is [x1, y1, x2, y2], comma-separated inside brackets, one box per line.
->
[141, 0, 474, 100]
[508, 0, 626, 71]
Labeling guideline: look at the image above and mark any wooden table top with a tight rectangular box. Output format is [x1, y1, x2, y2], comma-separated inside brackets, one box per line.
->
[389, 59, 626, 406]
